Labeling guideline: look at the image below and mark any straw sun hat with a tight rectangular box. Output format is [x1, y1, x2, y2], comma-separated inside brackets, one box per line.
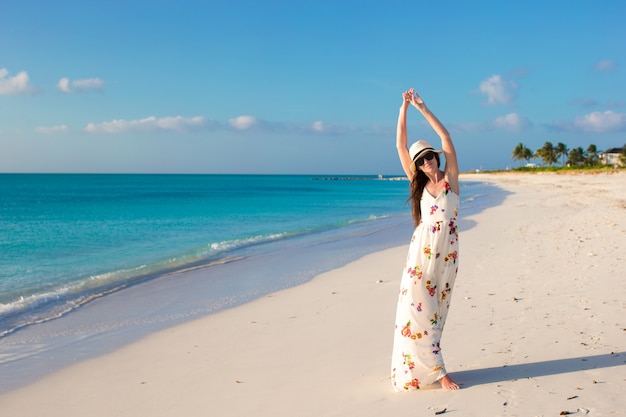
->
[409, 140, 442, 172]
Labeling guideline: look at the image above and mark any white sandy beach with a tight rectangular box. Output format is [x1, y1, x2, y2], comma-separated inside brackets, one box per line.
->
[1, 171, 624, 416]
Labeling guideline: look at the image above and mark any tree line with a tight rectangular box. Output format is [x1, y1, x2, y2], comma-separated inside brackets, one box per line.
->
[511, 141, 626, 167]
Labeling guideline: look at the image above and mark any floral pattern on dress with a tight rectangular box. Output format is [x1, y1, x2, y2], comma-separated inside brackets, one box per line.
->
[391, 181, 460, 392]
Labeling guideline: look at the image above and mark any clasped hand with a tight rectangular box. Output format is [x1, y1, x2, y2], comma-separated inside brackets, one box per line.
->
[402, 88, 426, 111]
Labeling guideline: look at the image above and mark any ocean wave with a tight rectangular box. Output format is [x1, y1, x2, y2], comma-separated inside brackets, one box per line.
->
[208, 232, 293, 254]
[0, 284, 126, 338]
[0, 212, 399, 337]
[461, 194, 482, 203]
[207, 214, 398, 254]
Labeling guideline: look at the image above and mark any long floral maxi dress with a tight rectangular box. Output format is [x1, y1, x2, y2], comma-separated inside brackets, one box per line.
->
[391, 181, 459, 391]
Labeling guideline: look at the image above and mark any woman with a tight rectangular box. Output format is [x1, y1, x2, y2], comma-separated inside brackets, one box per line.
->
[391, 88, 460, 391]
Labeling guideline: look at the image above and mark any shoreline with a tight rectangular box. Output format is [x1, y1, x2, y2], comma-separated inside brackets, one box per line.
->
[1, 172, 624, 416]
[0, 213, 411, 340]
[0, 214, 415, 392]
[0, 180, 503, 393]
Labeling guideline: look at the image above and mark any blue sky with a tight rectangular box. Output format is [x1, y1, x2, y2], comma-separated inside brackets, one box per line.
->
[1, 0, 624, 174]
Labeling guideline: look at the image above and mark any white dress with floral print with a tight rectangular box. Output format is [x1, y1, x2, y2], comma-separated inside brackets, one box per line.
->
[391, 181, 459, 391]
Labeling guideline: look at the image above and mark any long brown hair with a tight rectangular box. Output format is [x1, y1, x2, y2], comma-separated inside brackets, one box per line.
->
[408, 153, 441, 226]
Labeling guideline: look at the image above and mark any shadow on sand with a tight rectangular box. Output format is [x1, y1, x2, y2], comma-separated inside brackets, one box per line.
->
[456, 352, 625, 388]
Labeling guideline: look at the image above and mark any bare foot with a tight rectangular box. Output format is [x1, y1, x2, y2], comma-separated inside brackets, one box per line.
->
[440, 374, 460, 390]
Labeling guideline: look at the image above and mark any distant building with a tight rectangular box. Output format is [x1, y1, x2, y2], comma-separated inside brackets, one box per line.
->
[600, 147, 624, 167]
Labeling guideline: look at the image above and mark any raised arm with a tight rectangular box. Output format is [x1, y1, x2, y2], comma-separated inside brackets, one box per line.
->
[408, 89, 459, 194]
[396, 90, 415, 180]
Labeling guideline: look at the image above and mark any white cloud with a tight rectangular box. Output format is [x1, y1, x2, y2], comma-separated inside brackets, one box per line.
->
[592, 60, 618, 72]
[85, 116, 207, 134]
[35, 125, 70, 134]
[492, 113, 531, 132]
[573, 110, 626, 133]
[311, 120, 325, 132]
[57, 77, 104, 93]
[57, 78, 71, 93]
[0, 68, 33, 95]
[228, 115, 257, 130]
[478, 74, 517, 106]
[227, 116, 361, 135]
[73, 78, 103, 90]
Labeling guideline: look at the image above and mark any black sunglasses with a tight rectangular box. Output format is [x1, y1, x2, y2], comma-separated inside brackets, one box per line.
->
[414, 152, 435, 167]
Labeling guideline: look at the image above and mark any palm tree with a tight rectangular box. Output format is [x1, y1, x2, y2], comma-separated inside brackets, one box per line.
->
[585, 144, 599, 166]
[512, 143, 533, 167]
[535, 141, 558, 166]
[567, 147, 585, 166]
[556, 142, 568, 166]
[522, 146, 533, 165]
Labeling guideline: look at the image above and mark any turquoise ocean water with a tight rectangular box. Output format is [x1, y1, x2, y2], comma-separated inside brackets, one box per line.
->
[0, 174, 406, 336]
[0, 174, 505, 391]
